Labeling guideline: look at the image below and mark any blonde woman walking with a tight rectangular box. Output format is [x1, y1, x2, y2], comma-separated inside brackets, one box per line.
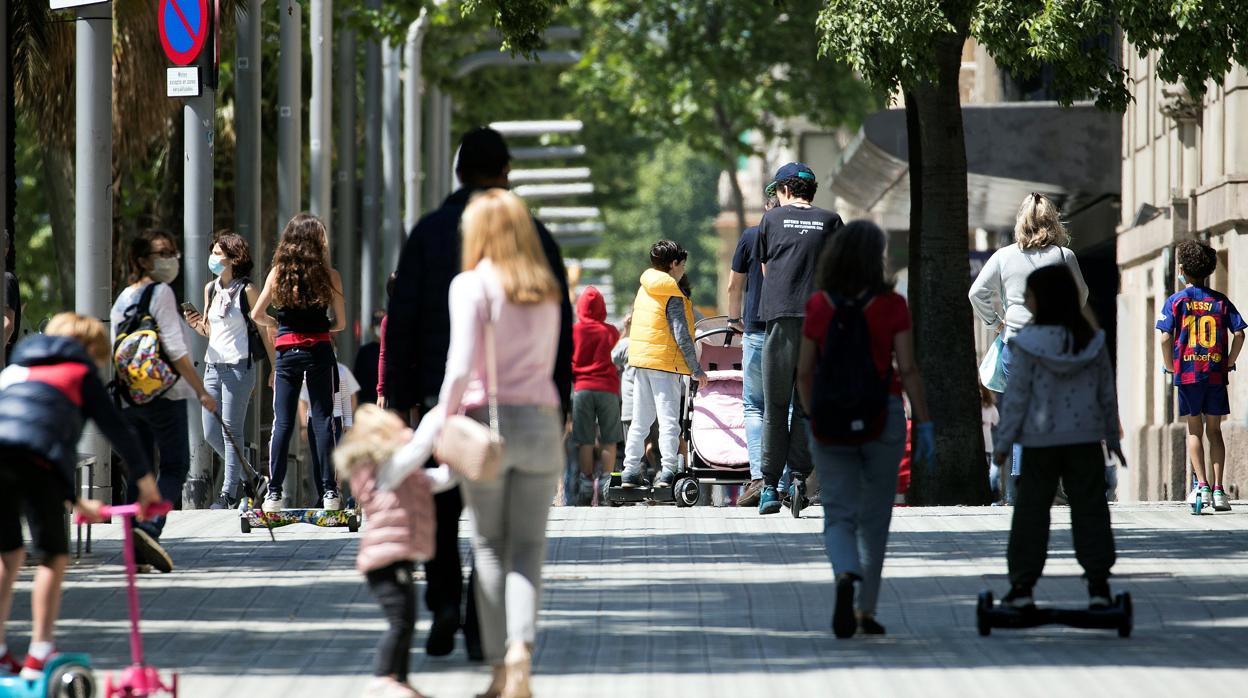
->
[969, 193, 1089, 499]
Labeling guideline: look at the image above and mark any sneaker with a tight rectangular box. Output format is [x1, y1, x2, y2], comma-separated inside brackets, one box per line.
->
[1088, 579, 1112, 610]
[363, 676, 423, 698]
[758, 486, 782, 515]
[653, 469, 676, 489]
[132, 528, 173, 574]
[833, 573, 858, 639]
[209, 492, 236, 511]
[576, 474, 594, 506]
[262, 492, 283, 513]
[0, 650, 20, 674]
[1002, 585, 1035, 611]
[322, 490, 343, 511]
[620, 469, 645, 489]
[1188, 482, 1212, 509]
[857, 615, 886, 635]
[738, 479, 764, 507]
[19, 652, 50, 681]
[1213, 488, 1232, 512]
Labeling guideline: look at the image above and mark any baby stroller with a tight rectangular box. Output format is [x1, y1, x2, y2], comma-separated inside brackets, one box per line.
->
[606, 317, 750, 506]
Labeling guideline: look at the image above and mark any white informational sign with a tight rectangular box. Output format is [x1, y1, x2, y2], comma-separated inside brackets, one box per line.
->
[49, 1, 112, 9]
[167, 67, 201, 98]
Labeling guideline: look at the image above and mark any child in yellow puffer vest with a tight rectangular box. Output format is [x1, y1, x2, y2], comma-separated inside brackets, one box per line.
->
[619, 240, 707, 490]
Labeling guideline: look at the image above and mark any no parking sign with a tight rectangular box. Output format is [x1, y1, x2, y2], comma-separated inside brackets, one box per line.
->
[159, 0, 210, 66]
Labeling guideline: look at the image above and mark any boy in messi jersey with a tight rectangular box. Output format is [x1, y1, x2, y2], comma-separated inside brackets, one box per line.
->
[1156, 241, 1246, 512]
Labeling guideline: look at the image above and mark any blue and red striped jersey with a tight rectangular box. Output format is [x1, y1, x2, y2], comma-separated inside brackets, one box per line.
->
[1156, 286, 1246, 385]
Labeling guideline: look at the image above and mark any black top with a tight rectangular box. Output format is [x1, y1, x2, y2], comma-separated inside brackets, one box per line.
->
[353, 341, 380, 405]
[4, 272, 20, 357]
[0, 335, 151, 501]
[275, 305, 331, 337]
[756, 203, 843, 321]
[384, 187, 575, 417]
[731, 226, 766, 334]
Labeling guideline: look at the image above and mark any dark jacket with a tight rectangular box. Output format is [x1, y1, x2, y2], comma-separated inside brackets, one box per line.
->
[384, 187, 574, 417]
[0, 335, 152, 502]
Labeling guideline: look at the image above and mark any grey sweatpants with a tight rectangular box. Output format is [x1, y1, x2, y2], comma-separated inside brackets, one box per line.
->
[761, 317, 813, 486]
[461, 404, 564, 663]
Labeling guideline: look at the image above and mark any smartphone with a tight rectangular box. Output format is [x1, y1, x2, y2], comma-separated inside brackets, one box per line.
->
[180, 302, 199, 316]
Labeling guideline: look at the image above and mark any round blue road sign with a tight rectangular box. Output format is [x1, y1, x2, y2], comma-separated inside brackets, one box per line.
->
[159, 0, 210, 66]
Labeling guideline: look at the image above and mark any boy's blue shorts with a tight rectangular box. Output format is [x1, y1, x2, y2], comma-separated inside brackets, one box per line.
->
[1177, 382, 1230, 417]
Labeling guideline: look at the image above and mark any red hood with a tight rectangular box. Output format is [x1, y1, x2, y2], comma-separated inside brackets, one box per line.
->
[576, 286, 607, 323]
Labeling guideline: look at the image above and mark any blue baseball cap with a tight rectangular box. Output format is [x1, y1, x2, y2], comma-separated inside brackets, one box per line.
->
[765, 162, 817, 196]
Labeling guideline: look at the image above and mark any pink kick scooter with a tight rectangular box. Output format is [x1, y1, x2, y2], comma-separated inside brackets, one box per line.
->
[74, 502, 179, 697]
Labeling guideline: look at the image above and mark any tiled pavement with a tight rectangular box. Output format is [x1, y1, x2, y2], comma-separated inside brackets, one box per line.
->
[12, 502, 1248, 697]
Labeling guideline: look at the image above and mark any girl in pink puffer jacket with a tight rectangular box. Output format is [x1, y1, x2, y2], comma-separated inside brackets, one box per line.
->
[334, 404, 455, 698]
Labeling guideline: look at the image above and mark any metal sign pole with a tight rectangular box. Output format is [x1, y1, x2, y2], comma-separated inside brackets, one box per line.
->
[335, 19, 359, 359]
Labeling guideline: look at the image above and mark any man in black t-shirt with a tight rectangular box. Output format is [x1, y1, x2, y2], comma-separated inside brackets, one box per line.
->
[754, 163, 843, 515]
[728, 194, 778, 506]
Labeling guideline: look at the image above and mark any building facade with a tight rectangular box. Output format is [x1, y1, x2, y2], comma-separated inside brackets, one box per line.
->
[1117, 53, 1248, 502]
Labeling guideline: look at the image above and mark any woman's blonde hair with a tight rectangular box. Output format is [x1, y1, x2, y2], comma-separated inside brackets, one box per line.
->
[1014, 193, 1069, 249]
[332, 404, 408, 479]
[45, 312, 110, 365]
[461, 189, 560, 304]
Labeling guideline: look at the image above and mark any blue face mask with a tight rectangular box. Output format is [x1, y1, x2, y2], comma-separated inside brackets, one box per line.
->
[208, 254, 227, 276]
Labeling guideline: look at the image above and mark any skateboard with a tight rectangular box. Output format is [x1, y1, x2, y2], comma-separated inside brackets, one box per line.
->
[240, 506, 360, 534]
[976, 590, 1132, 638]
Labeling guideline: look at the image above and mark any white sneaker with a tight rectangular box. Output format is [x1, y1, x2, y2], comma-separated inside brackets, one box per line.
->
[261, 493, 283, 513]
[322, 491, 343, 511]
[1213, 489, 1232, 512]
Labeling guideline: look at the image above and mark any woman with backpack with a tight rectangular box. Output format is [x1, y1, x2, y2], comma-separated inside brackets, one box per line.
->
[249, 213, 347, 513]
[183, 232, 275, 510]
[110, 229, 218, 572]
[795, 220, 934, 639]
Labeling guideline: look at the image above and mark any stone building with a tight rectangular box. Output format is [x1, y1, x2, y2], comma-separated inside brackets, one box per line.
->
[1117, 54, 1248, 502]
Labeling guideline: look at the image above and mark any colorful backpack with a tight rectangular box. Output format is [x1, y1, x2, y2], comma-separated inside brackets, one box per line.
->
[113, 284, 180, 406]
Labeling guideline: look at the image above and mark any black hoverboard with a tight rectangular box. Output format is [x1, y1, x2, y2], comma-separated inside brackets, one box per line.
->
[976, 590, 1132, 638]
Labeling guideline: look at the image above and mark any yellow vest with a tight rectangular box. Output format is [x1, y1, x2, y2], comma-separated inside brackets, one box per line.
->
[628, 268, 696, 375]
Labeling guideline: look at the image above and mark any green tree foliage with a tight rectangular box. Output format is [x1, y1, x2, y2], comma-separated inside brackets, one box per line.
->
[600, 144, 721, 316]
[817, 1, 1248, 504]
[568, 0, 875, 233]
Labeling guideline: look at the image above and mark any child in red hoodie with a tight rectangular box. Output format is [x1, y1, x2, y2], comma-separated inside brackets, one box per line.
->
[571, 286, 623, 505]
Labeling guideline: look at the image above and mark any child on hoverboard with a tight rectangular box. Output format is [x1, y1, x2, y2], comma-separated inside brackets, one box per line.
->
[0, 314, 161, 678]
[993, 267, 1126, 611]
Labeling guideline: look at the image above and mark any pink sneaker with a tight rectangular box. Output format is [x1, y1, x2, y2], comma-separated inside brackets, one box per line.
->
[0, 650, 20, 675]
[20, 651, 50, 680]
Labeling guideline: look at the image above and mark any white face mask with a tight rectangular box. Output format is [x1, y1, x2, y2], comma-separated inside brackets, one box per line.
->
[150, 257, 180, 283]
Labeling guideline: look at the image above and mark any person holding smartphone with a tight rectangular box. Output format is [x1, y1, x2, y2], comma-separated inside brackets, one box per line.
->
[183, 232, 275, 510]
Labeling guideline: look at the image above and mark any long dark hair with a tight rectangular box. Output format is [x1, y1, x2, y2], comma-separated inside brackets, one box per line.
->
[815, 220, 894, 298]
[1026, 265, 1096, 353]
[272, 213, 334, 308]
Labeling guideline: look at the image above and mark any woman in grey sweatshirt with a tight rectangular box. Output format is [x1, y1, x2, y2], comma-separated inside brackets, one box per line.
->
[993, 265, 1125, 612]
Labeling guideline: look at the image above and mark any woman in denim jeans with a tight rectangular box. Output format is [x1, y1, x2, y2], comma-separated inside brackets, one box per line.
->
[250, 214, 346, 513]
[184, 232, 275, 509]
[110, 230, 218, 573]
[411, 189, 562, 698]
[796, 220, 934, 639]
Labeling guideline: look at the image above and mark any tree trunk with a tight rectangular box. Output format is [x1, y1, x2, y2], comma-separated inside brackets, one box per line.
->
[713, 105, 748, 235]
[42, 146, 74, 307]
[723, 162, 748, 235]
[910, 33, 990, 505]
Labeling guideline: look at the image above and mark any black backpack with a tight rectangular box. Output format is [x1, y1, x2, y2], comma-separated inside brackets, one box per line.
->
[208, 279, 268, 368]
[810, 291, 892, 446]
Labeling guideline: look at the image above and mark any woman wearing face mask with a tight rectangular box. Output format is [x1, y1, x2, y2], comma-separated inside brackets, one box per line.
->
[109, 229, 217, 573]
[183, 232, 276, 510]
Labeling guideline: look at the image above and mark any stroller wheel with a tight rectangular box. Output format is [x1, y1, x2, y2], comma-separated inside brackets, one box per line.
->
[674, 478, 700, 508]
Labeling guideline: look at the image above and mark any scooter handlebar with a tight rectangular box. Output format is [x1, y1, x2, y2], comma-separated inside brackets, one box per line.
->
[73, 501, 173, 525]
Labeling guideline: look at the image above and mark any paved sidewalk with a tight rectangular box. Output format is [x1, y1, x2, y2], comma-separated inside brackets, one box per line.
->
[11, 503, 1248, 697]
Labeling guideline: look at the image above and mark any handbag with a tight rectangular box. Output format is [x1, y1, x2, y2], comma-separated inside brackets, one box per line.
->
[979, 334, 1007, 394]
[434, 313, 503, 481]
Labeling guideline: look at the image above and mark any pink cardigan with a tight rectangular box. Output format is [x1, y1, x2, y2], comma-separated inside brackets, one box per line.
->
[351, 464, 435, 573]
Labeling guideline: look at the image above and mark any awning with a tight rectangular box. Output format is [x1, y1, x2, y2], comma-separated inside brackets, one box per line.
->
[827, 102, 1121, 233]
